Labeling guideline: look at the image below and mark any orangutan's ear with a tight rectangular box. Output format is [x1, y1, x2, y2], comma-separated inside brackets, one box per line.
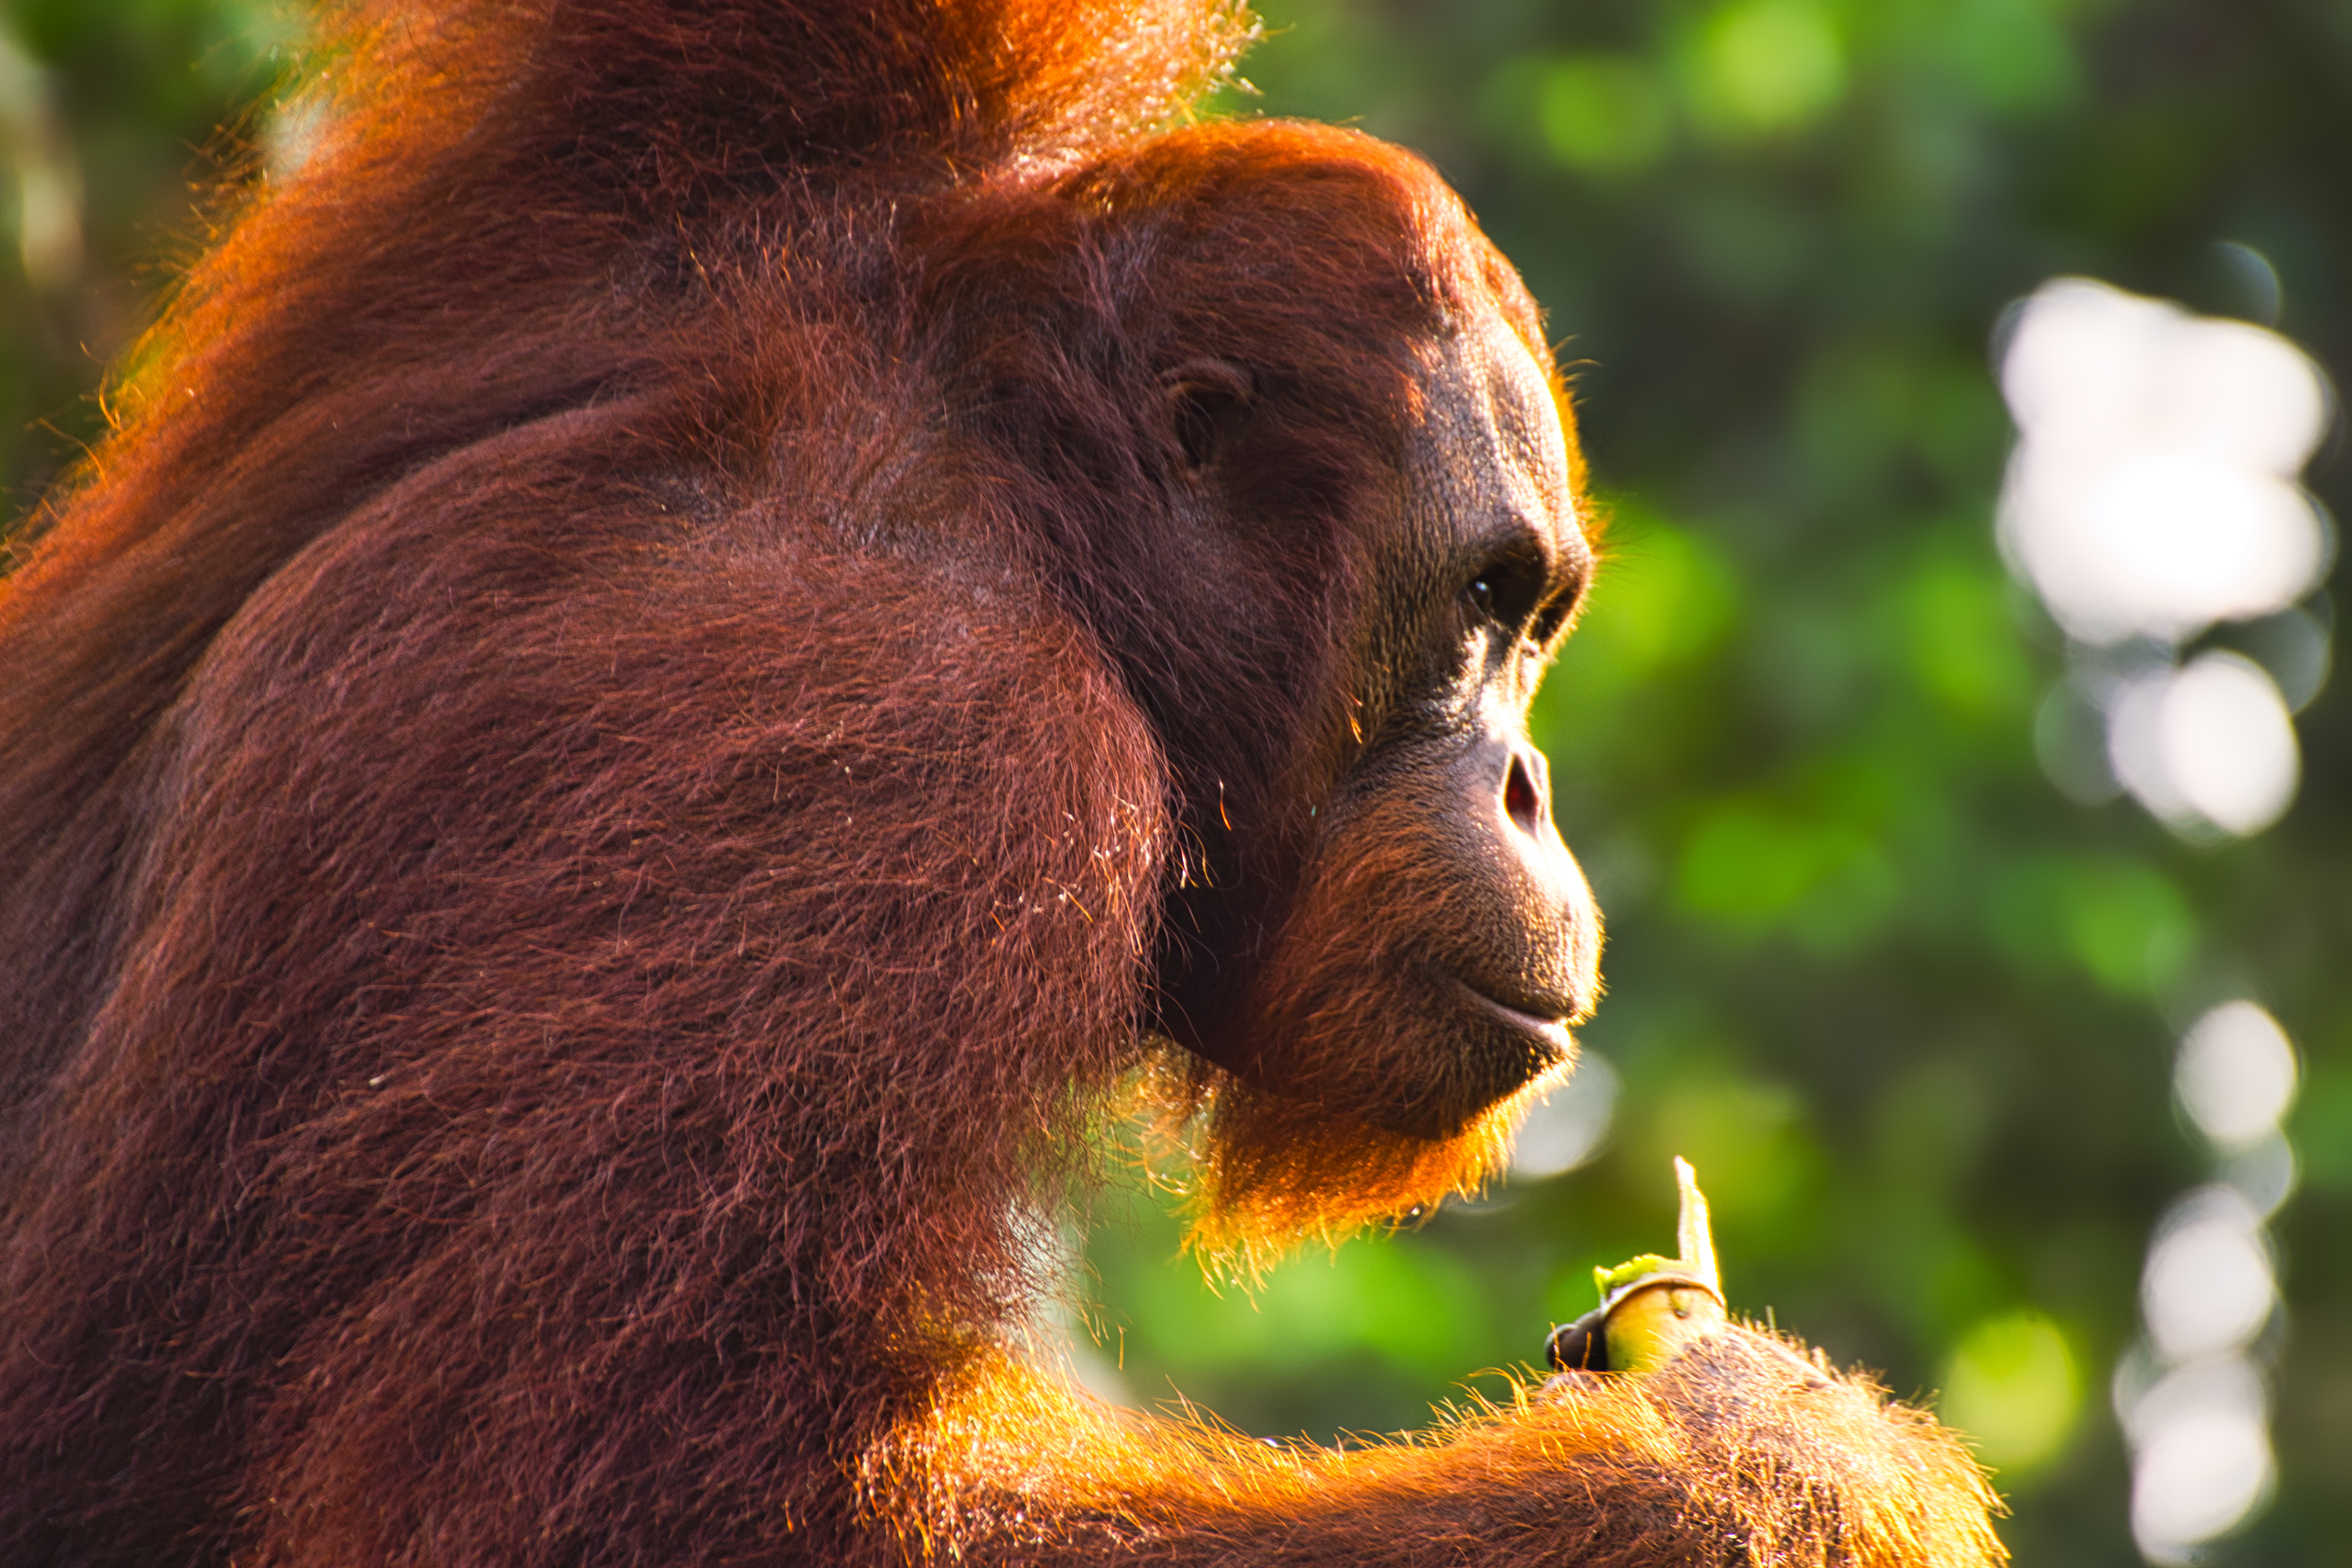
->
[1163, 359, 1255, 473]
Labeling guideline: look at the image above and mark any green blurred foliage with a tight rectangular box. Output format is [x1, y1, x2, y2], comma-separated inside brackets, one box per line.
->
[0, 0, 294, 513]
[9, 0, 2352, 1562]
[1943, 1307, 2084, 1474]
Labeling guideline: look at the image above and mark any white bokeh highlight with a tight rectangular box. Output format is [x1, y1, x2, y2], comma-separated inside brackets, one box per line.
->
[1996, 273, 2335, 844]
[2126, 1355, 2276, 1565]
[2223, 1134, 2299, 1221]
[2107, 651, 2300, 838]
[1998, 272, 2321, 1563]
[2176, 1001, 2299, 1152]
[2140, 1187, 2274, 1363]
[1510, 1050, 1619, 1180]
[2112, 1005, 2301, 1565]
[2000, 278, 2332, 646]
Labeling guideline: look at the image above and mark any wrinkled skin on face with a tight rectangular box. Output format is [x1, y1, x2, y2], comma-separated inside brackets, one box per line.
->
[1166, 312, 1602, 1142]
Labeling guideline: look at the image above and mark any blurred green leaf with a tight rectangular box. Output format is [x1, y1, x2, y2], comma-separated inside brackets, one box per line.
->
[1682, 0, 1847, 139]
[1988, 853, 2196, 998]
[1940, 1308, 2085, 1479]
[1536, 54, 1672, 174]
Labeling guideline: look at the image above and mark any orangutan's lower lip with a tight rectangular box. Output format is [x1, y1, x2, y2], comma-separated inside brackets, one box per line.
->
[1457, 979, 1574, 1047]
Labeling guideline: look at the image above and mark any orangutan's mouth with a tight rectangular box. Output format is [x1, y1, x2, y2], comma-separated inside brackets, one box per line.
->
[1455, 976, 1574, 1051]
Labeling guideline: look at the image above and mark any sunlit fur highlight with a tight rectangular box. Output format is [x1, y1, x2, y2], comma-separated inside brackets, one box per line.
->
[867, 1336, 2003, 1567]
[1141, 1053, 1568, 1281]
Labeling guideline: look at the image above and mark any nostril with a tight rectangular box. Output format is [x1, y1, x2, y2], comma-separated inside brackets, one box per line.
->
[1503, 752, 1542, 836]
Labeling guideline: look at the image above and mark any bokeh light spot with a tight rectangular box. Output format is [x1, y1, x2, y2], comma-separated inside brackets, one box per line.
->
[2126, 1356, 2275, 1564]
[1940, 1308, 2082, 1477]
[1687, 0, 1845, 136]
[2108, 652, 2299, 839]
[1645, 1074, 1817, 1227]
[1904, 554, 2035, 722]
[1510, 1049, 1619, 1180]
[2057, 857, 2192, 997]
[2176, 1002, 2298, 1152]
[1942, 0, 2079, 114]
[2140, 1188, 2274, 1363]
[1675, 800, 1893, 949]
[1538, 55, 1671, 174]
[1998, 278, 2334, 646]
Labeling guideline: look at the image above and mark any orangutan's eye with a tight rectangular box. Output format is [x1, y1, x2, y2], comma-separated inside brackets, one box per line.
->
[1466, 555, 1542, 633]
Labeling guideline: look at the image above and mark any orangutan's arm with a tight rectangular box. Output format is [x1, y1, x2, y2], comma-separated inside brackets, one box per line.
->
[874, 1327, 2004, 1568]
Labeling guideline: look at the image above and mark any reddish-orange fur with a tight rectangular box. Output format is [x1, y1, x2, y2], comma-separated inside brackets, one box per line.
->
[0, 2, 2002, 1564]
